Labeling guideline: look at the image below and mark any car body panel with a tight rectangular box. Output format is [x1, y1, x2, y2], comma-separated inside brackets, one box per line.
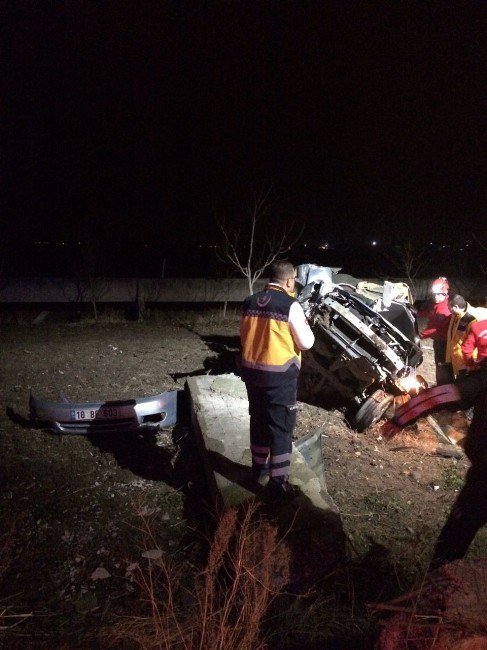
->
[29, 390, 178, 434]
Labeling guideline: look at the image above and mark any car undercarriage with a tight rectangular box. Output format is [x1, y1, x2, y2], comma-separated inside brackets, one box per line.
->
[296, 264, 425, 430]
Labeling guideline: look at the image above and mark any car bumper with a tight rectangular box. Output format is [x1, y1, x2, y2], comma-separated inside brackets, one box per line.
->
[29, 390, 178, 434]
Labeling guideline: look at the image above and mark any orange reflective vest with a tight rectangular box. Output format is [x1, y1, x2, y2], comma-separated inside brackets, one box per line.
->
[446, 308, 476, 376]
[241, 285, 301, 385]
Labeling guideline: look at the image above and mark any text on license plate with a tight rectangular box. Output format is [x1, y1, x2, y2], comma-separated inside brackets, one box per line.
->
[72, 408, 119, 421]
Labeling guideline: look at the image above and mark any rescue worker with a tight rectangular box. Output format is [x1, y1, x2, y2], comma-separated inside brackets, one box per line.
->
[420, 277, 452, 385]
[240, 260, 315, 498]
[462, 318, 487, 369]
[445, 294, 477, 378]
[382, 361, 487, 569]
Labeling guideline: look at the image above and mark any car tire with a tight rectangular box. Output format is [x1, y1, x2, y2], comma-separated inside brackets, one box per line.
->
[353, 390, 394, 432]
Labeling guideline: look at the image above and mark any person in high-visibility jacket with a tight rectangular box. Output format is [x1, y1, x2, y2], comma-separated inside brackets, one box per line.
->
[419, 277, 452, 385]
[240, 261, 315, 498]
[445, 294, 477, 378]
[462, 318, 487, 369]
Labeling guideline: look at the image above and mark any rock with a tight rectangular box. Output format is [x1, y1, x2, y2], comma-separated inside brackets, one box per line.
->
[125, 562, 138, 577]
[435, 444, 464, 459]
[90, 567, 111, 581]
[142, 549, 163, 560]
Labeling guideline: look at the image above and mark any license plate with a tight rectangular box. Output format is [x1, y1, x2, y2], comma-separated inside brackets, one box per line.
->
[72, 407, 119, 421]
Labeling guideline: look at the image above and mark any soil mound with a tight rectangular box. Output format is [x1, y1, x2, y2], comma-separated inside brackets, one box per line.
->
[378, 559, 487, 649]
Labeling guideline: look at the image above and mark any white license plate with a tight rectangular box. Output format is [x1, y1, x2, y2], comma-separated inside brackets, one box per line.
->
[72, 407, 120, 421]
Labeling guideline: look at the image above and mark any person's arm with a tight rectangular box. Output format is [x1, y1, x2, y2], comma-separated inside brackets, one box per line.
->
[461, 327, 476, 366]
[289, 301, 315, 350]
[420, 310, 437, 339]
[420, 303, 451, 339]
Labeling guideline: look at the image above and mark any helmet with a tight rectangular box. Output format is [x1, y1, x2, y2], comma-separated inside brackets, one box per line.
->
[431, 277, 449, 295]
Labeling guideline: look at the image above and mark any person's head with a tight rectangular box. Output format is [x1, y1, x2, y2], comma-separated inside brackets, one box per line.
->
[269, 261, 296, 293]
[431, 277, 449, 304]
[448, 294, 467, 315]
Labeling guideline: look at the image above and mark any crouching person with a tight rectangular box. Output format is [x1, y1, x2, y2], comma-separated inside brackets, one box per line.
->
[382, 361, 487, 569]
[240, 261, 315, 499]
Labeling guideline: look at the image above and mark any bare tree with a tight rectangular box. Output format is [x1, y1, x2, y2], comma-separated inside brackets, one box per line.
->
[473, 234, 487, 276]
[68, 218, 109, 322]
[0, 240, 6, 292]
[383, 238, 430, 301]
[215, 189, 304, 294]
[469, 233, 487, 305]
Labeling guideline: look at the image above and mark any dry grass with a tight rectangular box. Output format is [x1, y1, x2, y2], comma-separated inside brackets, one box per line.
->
[105, 502, 290, 649]
[0, 518, 33, 632]
[373, 559, 487, 649]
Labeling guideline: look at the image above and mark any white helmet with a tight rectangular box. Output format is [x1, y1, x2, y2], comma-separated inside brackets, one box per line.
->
[431, 277, 449, 295]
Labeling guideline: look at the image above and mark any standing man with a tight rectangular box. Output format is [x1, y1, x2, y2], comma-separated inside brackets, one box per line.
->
[420, 277, 452, 385]
[240, 261, 315, 498]
[445, 294, 477, 378]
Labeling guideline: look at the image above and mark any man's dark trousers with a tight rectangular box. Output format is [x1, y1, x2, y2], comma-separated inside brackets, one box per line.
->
[245, 378, 297, 480]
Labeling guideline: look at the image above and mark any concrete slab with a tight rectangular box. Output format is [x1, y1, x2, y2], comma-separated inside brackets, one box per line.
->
[186, 373, 336, 508]
[186, 373, 346, 588]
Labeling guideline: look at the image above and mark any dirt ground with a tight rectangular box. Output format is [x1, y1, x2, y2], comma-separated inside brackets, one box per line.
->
[1, 307, 486, 647]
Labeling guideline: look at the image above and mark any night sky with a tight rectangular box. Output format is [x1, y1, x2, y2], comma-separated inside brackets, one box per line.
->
[4, 2, 487, 270]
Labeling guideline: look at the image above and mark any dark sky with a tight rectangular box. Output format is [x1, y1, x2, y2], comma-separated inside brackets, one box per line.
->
[4, 1, 487, 252]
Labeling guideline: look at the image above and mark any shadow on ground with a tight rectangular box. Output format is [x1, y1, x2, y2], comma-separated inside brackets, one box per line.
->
[5, 392, 214, 512]
[171, 334, 241, 381]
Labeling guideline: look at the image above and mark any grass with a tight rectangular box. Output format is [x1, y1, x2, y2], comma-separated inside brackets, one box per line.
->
[441, 462, 464, 491]
[0, 519, 33, 633]
[104, 501, 291, 649]
[101, 496, 444, 650]
[363, 492, 405, 517]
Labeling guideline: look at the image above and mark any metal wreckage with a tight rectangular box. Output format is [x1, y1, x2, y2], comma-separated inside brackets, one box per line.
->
[296, 264, 425, 431]
[29, 263, 425, 435]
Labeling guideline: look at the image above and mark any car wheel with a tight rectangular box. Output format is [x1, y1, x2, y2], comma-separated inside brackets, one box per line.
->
[353, 390, 394, 432]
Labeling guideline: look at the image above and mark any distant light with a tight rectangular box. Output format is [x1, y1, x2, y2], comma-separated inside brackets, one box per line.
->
[371, 241, 377, 246]
[319, 243, 329, 250]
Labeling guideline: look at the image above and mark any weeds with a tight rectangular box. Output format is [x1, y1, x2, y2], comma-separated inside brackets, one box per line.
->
[105, 502, 290, 649]
[0, 518, 33, 632]
[441, 462, 463, 491]
[363, 492, 405, 517]
[372, 559, 487, 649]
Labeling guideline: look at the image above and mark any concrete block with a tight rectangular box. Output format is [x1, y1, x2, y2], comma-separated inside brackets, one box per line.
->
[186, 372, 346, 588]
[187, 373, 338, 508]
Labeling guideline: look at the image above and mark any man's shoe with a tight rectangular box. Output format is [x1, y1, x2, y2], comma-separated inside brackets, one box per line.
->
[266, 478, 301, 501]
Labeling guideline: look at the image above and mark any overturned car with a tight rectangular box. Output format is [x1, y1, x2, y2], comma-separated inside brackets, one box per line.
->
[296, 264, 425, 431]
